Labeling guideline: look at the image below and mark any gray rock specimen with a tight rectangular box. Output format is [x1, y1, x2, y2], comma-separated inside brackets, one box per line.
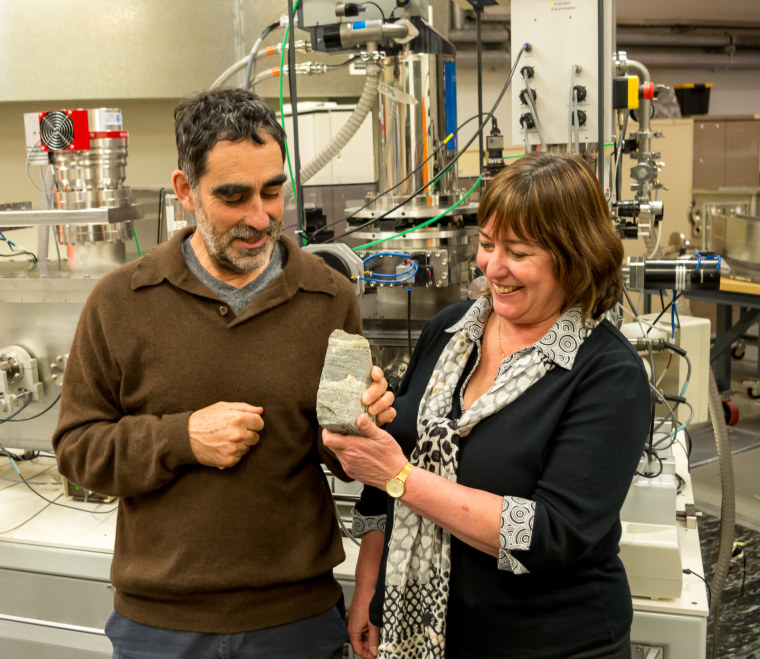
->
[317, 329, 375, 434]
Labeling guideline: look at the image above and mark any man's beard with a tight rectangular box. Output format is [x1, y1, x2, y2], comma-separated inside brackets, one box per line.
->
[194, 201, 281, 276]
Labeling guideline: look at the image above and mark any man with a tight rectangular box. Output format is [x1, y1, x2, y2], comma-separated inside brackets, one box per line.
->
[53, 88, 394, 659]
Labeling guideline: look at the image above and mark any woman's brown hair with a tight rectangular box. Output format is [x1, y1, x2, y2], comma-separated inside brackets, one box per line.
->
[477, 151, 624, 321]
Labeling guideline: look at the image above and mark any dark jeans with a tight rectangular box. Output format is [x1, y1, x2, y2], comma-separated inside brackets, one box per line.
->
[105, 602, 349, 659]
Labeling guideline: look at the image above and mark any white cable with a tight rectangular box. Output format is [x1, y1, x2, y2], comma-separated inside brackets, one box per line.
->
[573, 89, 580, 153]
[244, 33, 269, 91]
[646, 220, 663, 259]
[521, 70, 546, 150]
[568, 65, 580, 153]
[617, 301, 660, 333]
[568, 68, 575, 152]
[251, 67, 287, 87]
[210, 56, 249, 90]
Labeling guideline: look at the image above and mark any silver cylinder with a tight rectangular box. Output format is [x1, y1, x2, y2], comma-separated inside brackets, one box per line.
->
[51, 108, 130, 210]
[51, 108, 132, 247]
[372, 51, 459, 212]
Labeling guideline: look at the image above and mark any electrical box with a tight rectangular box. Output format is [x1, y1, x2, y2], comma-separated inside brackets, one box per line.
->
[621, 314, 711, 425]
[510, 0, 613, 148]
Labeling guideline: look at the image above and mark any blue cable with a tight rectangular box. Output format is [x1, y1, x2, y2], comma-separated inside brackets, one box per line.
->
[670, 289, 680, 339]
[692, 252, 722, 271]
[360, 260, 418, 284]
[0, 230, 17, 250]
[367, 263, 418, 279]
[361, 252, 418, 284]
[362, 251, 412, 263]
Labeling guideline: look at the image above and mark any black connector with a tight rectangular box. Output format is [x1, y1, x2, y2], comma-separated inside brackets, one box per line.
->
[573, 85, 587, 102]
[663, 342, 687, 357]
[519, 113, 535, 129]
[519, 88, 537, 105]
[571, 110, 587, 126]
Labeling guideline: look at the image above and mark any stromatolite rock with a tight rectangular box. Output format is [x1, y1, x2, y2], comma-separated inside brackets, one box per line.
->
[317, 329, 375, 434]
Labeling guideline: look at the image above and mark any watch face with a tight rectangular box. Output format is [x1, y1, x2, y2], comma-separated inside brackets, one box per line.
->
[386, 478, 404, 498]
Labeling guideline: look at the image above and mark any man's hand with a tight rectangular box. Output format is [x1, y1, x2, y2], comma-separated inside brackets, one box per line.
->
[188, 402, 264, 469]
[362, 365, 396, 427]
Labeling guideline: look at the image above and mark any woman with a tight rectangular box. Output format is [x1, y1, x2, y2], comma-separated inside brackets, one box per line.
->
[323, 152, 651, 659]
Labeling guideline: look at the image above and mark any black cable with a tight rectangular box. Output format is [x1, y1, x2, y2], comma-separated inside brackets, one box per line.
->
[326, 44, 530, 244]
[325, 56, 360, 69]
[623, 286, 656, 451]
[674, 471, 685, 494]
[18, 475, 117, 514]
[157, 187, 166, 245]
[597, 0, 605, 189]
[245, 22, 280, 92]
[683, 568, 711, 610]
[306, 113, 486, 244]
[637, 448, 664, 478]
[0, 249, 38, 263]
[407, 286, 413, 358]
[613, 109, 629, 202]
[0, 463, 54, 491]
[0, 442, 118, 515]
[476, 6, 484, 176]
[358, 1, 386, 20]
[0, 399, 32, 423]
[0, 498, 58, 535]
[646, 292, 683, 335]
[0, 394, 61, 423]
[0, 446, 25, 461]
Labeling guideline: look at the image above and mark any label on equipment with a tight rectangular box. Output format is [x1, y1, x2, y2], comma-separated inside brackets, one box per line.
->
[378, 82, 418, 106]
[103, 111, 122, 126]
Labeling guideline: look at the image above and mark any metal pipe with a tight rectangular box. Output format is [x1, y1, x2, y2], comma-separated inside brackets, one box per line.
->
[450, 3, 466, 31]
[477, 7, 484, 176]
[618, 57, 652, 163]
[454, 50, 510, 68]
[286, 0, 304, 239]
[597, 0, 605, 191]
[448, 27, 510, 44]
[617, 28, 760, 50]
[626, 49, 760, 69]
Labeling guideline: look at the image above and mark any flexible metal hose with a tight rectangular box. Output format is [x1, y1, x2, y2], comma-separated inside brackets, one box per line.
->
[299, 62, 382, 184]
[706, 368, 736, 657]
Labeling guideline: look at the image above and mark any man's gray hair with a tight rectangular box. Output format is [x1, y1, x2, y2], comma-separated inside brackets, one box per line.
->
[174, 88, 287, 189]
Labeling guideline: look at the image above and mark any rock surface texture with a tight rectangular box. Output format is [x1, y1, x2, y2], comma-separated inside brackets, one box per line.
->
[317, 329, 374, 434]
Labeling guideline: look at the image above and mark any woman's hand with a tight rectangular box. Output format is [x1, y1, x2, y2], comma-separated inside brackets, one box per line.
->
[349, 529, 385, 658]
[322, 414, 407, 488]
[361, 366, 396, 427]
[349, 584, 381, 658]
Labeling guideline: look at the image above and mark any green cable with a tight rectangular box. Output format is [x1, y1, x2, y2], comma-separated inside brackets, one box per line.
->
[350, 140, 613, 251]
[353, 175, 483, 251]
[133, 224, 142, 256]
[279, 0, 301, 208]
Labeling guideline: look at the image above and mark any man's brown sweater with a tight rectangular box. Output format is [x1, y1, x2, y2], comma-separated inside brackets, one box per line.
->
[53, 228, 360, 633]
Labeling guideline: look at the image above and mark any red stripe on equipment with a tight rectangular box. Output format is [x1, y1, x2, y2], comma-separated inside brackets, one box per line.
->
[89, 131, 129, 139]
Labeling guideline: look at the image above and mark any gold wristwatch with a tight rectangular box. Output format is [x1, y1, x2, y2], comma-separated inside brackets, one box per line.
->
[385, 462, 414, 499]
